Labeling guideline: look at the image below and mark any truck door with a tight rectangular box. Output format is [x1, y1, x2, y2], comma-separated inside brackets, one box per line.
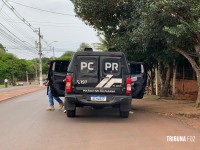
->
[130, 62, 147, 99]
[99, 56, 123, 94]
[51, 60, 70, 96]
[74, 56, 100, 94]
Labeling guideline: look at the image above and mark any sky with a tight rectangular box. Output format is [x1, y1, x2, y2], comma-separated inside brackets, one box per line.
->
[0, 0, 100, 59]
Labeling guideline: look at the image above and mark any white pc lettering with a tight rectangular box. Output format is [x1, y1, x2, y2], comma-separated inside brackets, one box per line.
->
[81, 62, 94, 70]
[105, 62, 118, 71]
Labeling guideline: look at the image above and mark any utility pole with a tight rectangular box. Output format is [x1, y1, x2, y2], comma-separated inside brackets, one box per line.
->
[53, 46, 55, 60]
[26, 71, 28, 84]
[35, 66, 38, 81]
[11, 62, 14, 86]
[11, 56, 14, 86]
[38, 28, 43, 86]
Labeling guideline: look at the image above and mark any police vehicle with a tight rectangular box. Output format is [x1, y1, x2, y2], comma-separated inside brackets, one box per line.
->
[49, 48, 146, 118]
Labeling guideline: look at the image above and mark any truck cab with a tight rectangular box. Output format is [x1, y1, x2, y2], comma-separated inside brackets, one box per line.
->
[50, 49, 132, 118]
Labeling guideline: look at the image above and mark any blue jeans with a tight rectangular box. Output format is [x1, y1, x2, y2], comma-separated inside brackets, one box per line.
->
[48, 86, 63, 106]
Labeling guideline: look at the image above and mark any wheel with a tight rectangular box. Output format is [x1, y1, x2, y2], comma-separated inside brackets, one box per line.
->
[120, 111, 129, 118]
[67, 109, 76, 117]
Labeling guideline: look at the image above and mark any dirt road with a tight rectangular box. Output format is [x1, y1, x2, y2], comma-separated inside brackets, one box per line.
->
[134, 95, 200, 129]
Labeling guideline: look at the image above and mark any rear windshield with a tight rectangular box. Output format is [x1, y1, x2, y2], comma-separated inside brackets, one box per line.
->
[130, 64, 144, 74]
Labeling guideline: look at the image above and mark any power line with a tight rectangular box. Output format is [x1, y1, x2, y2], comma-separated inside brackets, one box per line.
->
[7, 48, 38, 57]
[1, 0, 37, 33]
[0, 35, 18, 48]
[0, 30, 38, 57]
[0, 29, 34, 50]
[4, 20, 85, 26]
[9, 1, 74, 16]
[0, 23, 34, 49]
[43, 49, 67, 52]
[27, 24, 87, 28]
[0, 33, 35, 51]
[1, 0, 48, 46]
[0, 19, 86, 28]
[0, 11, 36, 42]
[27, 21, 82, 25]
[0, 23, 37, 53]
[0, 1, 4, 12]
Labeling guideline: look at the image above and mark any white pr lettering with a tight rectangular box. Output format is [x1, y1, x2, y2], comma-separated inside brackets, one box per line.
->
[105, 62, 111, 70]
[105, 62, 118, 71]
[112, 63, 118, 71]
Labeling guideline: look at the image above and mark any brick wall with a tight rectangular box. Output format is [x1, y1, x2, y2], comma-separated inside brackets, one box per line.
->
[175, 79, 198, 100]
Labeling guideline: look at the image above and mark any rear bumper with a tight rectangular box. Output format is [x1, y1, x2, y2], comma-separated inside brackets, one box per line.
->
[65, 94, 132, 109]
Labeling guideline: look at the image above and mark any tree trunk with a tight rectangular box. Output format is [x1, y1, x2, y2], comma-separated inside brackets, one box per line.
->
[197, 88, 200, 107]
[150, 79, 155, 95]
[160, 63, 171, 97]
[196, 71, 200, 107]
[158, 60, 164, 91]
[172, 59, 177, 99]
[157, 59, 172, 97]
[147, 68, 155, 95]
[155, 67, 158, 95]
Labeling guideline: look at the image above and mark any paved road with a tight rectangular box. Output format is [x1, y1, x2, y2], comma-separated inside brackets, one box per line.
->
[0, 89, 199, 150]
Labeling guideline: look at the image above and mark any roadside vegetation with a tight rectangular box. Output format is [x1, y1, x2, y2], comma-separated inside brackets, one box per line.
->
[0, 84, 7, 88]
[0, 42, 86, 86]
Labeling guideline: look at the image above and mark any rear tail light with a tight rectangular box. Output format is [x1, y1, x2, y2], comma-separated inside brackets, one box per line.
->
[66, 76, 72, 93]
[126, 77, 132, 95]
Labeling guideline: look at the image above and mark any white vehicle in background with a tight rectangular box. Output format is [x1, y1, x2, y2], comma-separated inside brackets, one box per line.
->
[16, 82, 24, 86]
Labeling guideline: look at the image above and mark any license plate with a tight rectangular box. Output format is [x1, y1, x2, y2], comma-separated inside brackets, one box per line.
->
[91, 96, 106, 101]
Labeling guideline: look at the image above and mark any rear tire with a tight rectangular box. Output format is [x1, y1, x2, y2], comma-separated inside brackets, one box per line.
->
[120, 111, 129, 118]
[67, 109, 76, 117]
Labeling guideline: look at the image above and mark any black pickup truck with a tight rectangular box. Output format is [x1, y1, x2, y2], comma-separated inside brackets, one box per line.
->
[48, 49, 147, 118]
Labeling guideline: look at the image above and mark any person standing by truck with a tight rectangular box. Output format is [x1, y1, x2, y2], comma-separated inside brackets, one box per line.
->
[45, 61, 64, 111]
[4, 78, 8, 88]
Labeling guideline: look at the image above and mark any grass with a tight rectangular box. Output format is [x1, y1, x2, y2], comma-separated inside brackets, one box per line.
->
[0, 84, 12, 88]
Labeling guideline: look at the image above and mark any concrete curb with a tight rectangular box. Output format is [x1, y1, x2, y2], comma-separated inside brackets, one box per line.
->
[0, 86, 46, 102]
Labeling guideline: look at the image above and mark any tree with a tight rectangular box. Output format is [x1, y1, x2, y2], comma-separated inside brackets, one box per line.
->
[77, 42, 91, 51]
[26, 60, 38, 81]
[0, 43, 6, 53]
[58, 51, 74, 60]
[136, 0, 200, 106]
[41, 57, 51, 76]
[71, 0, 134, 47]
[92, 37, 108, 51]
[0, 53, 31, 84]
